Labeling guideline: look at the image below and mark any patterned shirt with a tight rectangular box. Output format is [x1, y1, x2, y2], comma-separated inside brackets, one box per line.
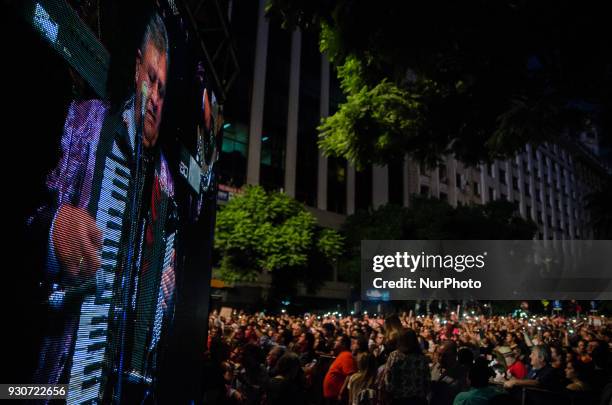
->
[384, 350, 431, 400]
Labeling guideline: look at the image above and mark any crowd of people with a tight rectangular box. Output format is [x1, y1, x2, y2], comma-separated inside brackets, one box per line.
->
[201, 309, 612, 405]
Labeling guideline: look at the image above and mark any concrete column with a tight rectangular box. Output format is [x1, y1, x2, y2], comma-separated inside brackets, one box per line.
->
[246, 0, 269, 185]
[517, 154, 525, 218]
[480, 164, 487, 204]
[505, 160, 512, 199]
[491, 160, 498, 200]
[283, 30, 301, 196]
[317, 54, 330, 210]
[347, 163, 356, 214]
[372, 165, 389, 208]
[450, 158, 458, 206]
[403, 156, 410, 207]
[433, 166, 440, 198]
[566, 168, 575, 239]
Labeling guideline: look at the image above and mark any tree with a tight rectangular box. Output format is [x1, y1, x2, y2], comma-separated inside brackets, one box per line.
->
[339, 197, 537, 285]
[267, 1, 612, 168]
[214, 185, 343, 299]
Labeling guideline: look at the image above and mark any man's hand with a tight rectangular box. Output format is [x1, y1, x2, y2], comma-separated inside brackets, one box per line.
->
[52, 204, 101, 280]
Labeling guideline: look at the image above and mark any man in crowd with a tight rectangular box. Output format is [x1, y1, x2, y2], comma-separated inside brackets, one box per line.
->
[453, 358, 503, 405]
[323, 335, 356, 404]
[266, 346, 286, 376]
[504, 344, 562, 391]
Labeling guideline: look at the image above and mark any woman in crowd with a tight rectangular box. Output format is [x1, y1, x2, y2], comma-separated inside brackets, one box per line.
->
[381, 315, 403, 363]
[383, 328, 431, 405]
[347, 352, 378, 405]
[266, 352, 305, 405]
[565, 358, 593, 392]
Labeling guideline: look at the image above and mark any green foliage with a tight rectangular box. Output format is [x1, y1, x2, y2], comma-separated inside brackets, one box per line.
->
[317, 228, 344, 261]
[267, 0, 612, 167]
[215, 186, 343, 291]
[338, 197, 537, 285]
[318, 59, 428, 169]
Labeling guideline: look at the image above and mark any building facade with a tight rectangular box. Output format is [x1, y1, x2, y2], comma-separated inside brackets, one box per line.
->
[220, 0, 610, 243]
[411, 140, 608, 241]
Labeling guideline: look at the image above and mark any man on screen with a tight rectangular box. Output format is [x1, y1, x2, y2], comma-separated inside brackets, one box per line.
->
[31, 11, 176, 394]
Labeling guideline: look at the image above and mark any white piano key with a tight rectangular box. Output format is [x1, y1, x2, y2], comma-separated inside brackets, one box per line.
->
[100, 180, 127, 197]
[100, 259, 118, 269]
[101, 228, 122, 246]
[72, 348, 105, 366]
[99, 270, 114, 284]
[111, 141, 126, 159]
[76, 385, 101, 403]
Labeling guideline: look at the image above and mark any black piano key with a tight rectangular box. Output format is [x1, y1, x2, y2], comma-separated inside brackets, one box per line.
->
[89, 329, 106, 339]
[83, 361, 103, 375]
[107, 221, 122, 231]
[103, 238, 120, 249]
[101, 264, 115, 272]
[80, 399, 98, 405]
[101, 251, 117, 261]
[91, 316, 108, 325]
[114, 166, 130, 180]
[112, 178, 129, 191]
[109, 153, 128, 166]
[81, 377, 100, 390]
[87, 342, 106, 352]
[95, 297, 112, 305]
[108, 207, 123, 218]
[111, 190, 128, 203]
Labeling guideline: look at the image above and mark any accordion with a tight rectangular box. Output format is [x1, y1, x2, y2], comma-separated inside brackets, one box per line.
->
[65, 117, 175, 404]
